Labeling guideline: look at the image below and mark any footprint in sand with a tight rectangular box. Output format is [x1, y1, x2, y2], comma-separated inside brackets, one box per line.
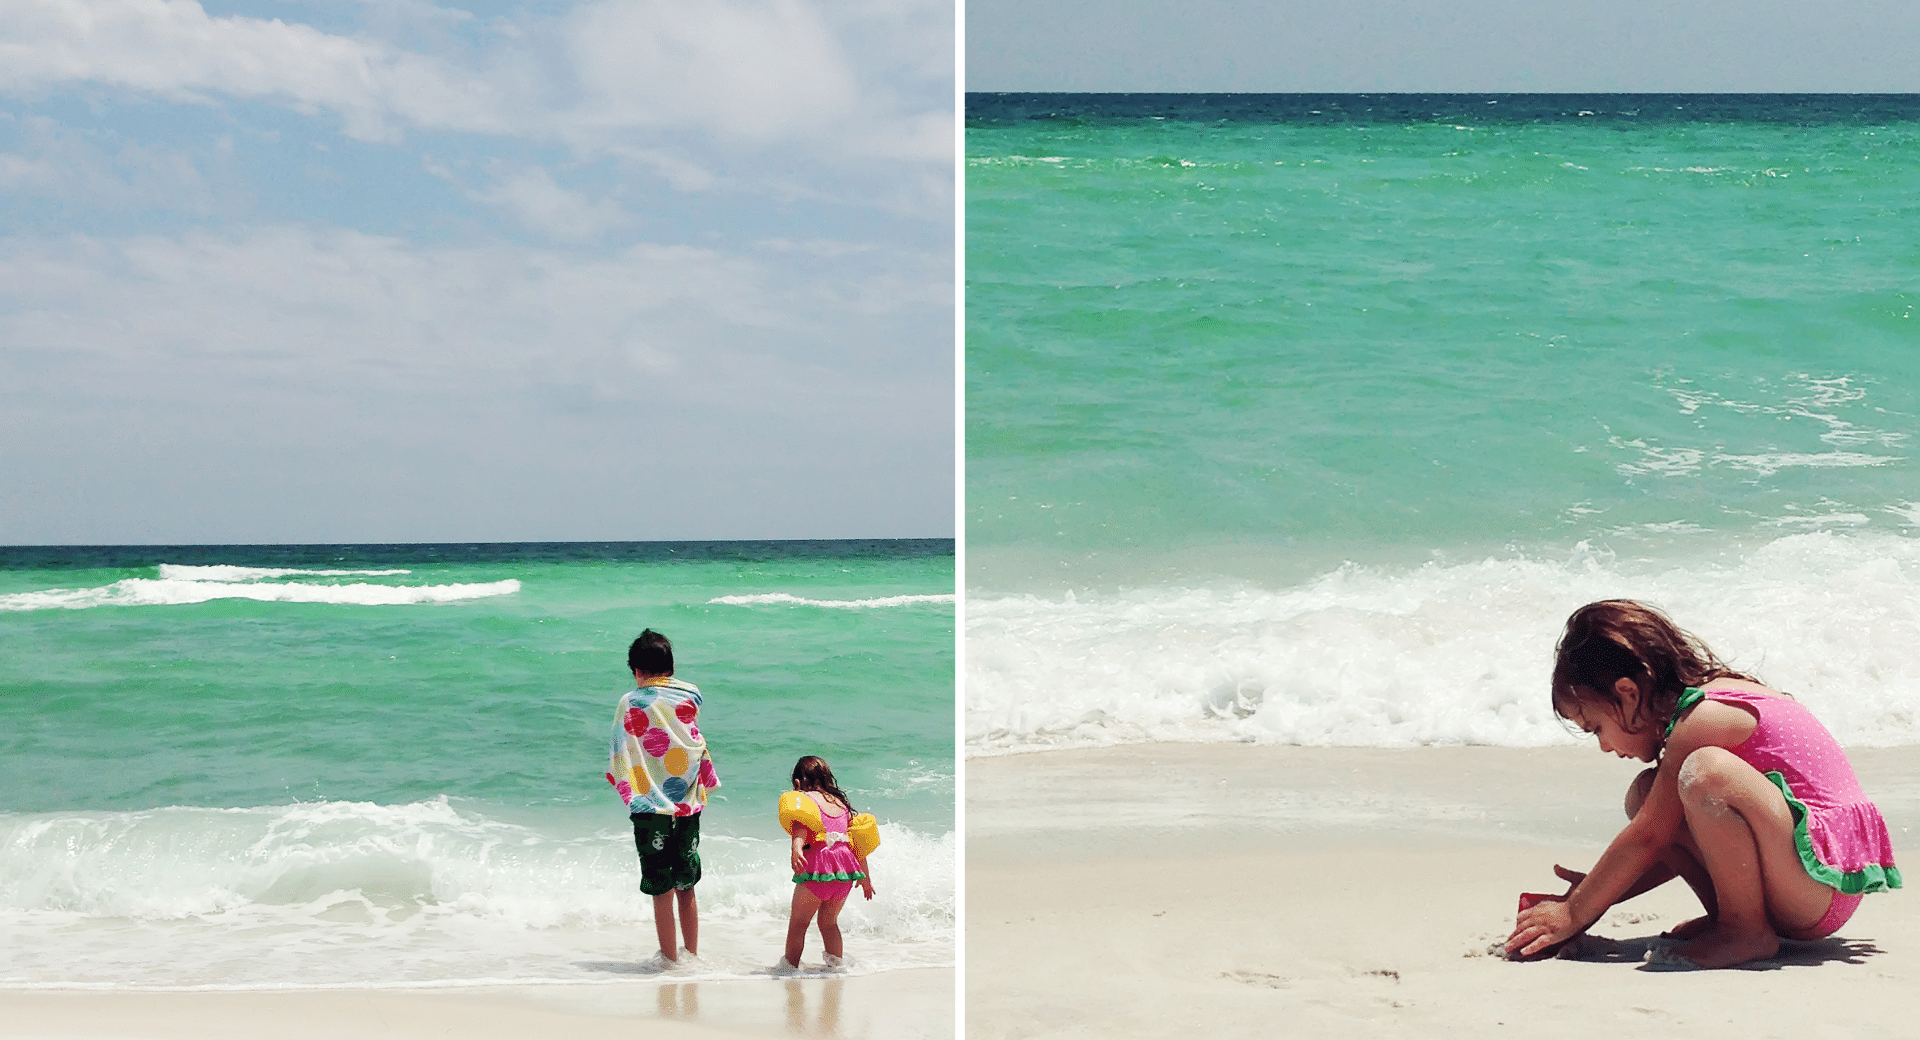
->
[1220, 970, 1291, 989]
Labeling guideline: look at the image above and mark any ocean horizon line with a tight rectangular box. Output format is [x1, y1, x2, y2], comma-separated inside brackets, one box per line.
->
[966, 92, 1920, 124]
[0, 538, 955, 570]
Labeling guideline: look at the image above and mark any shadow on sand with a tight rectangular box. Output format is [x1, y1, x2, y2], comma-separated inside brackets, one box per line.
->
[1565, 933, 1883, 971]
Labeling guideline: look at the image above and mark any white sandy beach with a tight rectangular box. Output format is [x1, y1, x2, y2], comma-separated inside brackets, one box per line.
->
[968, 744, 1920, 1039]
[0, 968, 953, 1040]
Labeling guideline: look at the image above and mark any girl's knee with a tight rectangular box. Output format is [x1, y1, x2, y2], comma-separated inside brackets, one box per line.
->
[1676, 746, 1748, 804]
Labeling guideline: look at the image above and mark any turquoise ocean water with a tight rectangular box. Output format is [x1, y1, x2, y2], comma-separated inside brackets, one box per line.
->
[967, 94, 1920, 754]
[0, 540, 954, 988]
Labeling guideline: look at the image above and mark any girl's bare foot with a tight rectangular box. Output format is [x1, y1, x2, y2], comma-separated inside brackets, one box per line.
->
[1660, 915, 1716, 940]
[1670, 925, 1779, 969]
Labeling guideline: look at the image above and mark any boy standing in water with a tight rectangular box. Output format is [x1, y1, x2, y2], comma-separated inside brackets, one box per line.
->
[605, 629, 722, 966]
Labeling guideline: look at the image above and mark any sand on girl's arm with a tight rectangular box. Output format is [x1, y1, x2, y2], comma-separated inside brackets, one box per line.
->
[967, 744, 1920, 1040]
[0, 968, 953, 1040]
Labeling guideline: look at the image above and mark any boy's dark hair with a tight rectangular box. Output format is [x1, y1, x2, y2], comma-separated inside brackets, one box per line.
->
[628, 629, 674, 676]
[791, 755, 856, 814]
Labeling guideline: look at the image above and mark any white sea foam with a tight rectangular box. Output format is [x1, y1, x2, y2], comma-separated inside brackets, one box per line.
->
[707, 593, 955, 609]
[0, 799, 952, 989]
[0, 577, 519, 611]
[157, 565, 413, 581]
[1608, 439, 1900, 479]
[1761, 512, 1871, 528]
[967, 531, 1920, 755]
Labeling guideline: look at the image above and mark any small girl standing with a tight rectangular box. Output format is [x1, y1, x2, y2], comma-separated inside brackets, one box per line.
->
[780, 755, 874, 970]
[1508, 600, 1901, 969]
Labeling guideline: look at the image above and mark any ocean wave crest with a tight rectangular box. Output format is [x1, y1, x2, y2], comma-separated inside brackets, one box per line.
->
[157, 564, 413, 581]
[708, 593, 955, 609]
[968, 531, 1920, 755]
[0, 577, 519, 611]
[0, 799, 954, 988]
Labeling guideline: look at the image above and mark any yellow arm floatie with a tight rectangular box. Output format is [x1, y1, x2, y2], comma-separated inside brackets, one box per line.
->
[778, 791, 823, 840]
[847, 813, 881, 859]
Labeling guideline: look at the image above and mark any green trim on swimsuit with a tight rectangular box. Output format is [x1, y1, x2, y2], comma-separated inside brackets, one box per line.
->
[792, 870, 867, 883]
[1661, 686, 1706, 740]
[1662, 687, 1901, 895]
[1760, 770, 1903, 895]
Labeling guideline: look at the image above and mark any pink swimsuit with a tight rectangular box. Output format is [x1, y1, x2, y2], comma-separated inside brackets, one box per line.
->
[792, 792, 867, 902]
[1672, 687, 1902, 934]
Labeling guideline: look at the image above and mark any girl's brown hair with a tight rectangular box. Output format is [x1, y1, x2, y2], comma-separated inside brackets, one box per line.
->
[791, 755, 856, 814]
[1551, 599, 1757, 735]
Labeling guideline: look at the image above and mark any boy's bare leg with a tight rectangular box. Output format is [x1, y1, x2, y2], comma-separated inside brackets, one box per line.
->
[652, 893, 679, 961]
[677, 887, 699, 957]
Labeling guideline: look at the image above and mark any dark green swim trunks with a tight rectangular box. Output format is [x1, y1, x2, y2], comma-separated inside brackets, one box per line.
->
[631, 812, 702, 895]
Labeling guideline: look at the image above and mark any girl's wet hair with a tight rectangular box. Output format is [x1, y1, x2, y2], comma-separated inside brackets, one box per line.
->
[1551, 599, 1757, 735]
[791, 755, 856, 814]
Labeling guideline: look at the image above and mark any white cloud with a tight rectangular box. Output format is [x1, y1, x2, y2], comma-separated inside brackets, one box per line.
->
[459, 161, 632, 241]
[602, 145, 716, 192]
[0, 115, 214, 211]
[0, 150, 59, 189]
[561, 0, 859, 144]
[841, 106, 953, 163]
[0, 225, 945, 409]
[0, 0, 948, 166]
[0, 0, 520, 140]
[3, 227, 713, 385]
[0, 223, 952, 542]
[0, 0, 953, 544]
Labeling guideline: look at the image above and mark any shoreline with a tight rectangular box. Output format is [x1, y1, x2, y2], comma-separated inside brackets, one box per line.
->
[0, 968, 954, 1040]
[968, 742, 1920, 1039]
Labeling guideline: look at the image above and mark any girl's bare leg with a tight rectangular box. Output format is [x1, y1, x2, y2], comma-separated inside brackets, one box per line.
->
[1623, 768, 1719, 936]
[785, 887, 823, 967]
[816, 897, 849, 959]
[1669, 747, 1836, 968]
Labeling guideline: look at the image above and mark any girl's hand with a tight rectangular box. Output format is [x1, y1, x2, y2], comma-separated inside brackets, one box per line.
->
[789, 823, 810, 874]
[1503, 863, 1588, 960]
[1553, 864, 1586, 893]
[858, 878, 875, 900]
[1506, 896, 1578, 959]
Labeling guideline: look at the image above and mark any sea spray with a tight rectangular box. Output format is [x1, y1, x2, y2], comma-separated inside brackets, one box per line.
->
[0, 799, 953, 988]
[968, 533, 1920, 754]
[0, 540, 953, 987]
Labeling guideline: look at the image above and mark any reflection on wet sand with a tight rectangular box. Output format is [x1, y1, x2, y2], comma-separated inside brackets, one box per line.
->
[785, 977, 844, 1037]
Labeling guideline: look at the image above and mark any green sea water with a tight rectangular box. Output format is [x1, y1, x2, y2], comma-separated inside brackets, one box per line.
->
[968, 94, 1920, 592]
[0, 540, 954, 986]
[965, 95, 1920, 755]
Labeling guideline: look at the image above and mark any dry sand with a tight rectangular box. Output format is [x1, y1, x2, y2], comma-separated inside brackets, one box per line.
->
[0, 967, 952, 1040]
[967, 743, 1920, 1039]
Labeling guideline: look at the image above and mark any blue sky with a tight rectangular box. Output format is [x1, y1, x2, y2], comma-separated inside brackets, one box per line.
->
[1, 0, 953, 544]
[966, 0, 1920, 92]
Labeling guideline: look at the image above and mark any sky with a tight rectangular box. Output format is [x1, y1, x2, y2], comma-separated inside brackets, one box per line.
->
[966, 0, 1920, 93]
[0, 0, 954, 545]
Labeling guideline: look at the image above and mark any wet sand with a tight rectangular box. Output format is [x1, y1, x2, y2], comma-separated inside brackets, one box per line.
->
[0, 967, 953, 1040]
